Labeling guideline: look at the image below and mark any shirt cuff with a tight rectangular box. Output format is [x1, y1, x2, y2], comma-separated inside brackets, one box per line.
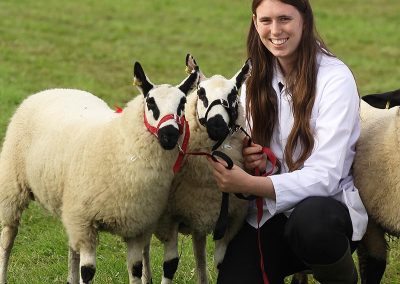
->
[264, 197, 277, 216]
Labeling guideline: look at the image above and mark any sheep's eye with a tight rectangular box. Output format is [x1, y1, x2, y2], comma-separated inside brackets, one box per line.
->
[197, 87, 206, 99]
[146, 97, 160, 120]
[227, 88, 238, 106]
[146, 97, 156, 109]
[177, 97, 186, 116]
[197, 87, 208, 108]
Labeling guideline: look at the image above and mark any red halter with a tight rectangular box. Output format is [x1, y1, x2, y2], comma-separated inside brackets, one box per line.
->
[143, 112, 190, 174]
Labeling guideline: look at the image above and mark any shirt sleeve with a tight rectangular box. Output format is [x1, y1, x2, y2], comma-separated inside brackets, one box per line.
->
[266, 64, 360, 215]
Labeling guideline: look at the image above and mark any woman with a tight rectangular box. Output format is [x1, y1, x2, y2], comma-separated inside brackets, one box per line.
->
[207, 0, 368, 283]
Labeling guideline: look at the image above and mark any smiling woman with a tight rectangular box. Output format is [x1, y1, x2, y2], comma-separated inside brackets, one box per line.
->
[252, 0, 304, 75]
[207, 0, 367, 283]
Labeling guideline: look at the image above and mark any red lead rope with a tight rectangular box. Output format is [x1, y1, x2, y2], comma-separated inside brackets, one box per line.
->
[173, 119, 190, 174]
[254, 147, 277, 284]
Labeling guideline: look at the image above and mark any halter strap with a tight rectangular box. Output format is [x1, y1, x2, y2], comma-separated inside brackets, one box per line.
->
[182, 149, 234, 240]
[197, 97, 239, 151]
[173, 118, 190, 174]
[143, 112, 189, 173]
[144, 113, 186, 137]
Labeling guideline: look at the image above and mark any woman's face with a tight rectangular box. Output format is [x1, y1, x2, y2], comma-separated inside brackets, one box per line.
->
[253, 0, 304, 72]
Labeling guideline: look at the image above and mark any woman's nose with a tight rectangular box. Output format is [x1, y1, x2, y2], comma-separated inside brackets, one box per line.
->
[271, 21, 281, 36]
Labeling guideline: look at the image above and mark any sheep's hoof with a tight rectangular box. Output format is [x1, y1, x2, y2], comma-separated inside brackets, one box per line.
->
[81, 265, 96, 283]
[131, 261, 143, 279]
[291, 272, 308, 284]
[163, 257, 179, 280]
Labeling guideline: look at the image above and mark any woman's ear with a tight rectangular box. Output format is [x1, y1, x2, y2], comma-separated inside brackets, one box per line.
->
[252, 13, 258, 30]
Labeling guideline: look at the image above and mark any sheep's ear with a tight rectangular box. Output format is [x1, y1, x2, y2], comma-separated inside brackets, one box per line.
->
[362, 89, 400, 109]
[133, 62, 154, 96]
[185, 53, 207, 81]
[231, 58, 252, 90]
[177, 68, 200, 96]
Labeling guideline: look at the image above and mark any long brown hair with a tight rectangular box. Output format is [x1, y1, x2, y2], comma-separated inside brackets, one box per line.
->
[246, 0, 332, 171]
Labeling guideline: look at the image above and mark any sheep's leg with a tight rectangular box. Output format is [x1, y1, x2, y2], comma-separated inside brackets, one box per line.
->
[142, 243, 152, 284]
[67, 246, 80, 284]
[357, 219, 387, 284]
[79, 245, 97, 284]
[161, 225, 179, 284]
[290, 272, 308, 284]
[192, 233, 208, 284]
[213, 238, 227, 271]
[213, 214, 244, 270]
[0, 224, 18, 284]
[126, 233, 151, 284]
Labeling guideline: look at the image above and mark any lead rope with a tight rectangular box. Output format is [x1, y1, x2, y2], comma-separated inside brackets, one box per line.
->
[254, 148, 276, 284]
[237, 126, 277, 284]
[173, 116, 190, 174]
[179, 149, 233, 240]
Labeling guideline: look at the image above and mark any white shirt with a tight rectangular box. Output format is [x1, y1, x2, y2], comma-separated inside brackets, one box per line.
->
[240, 53, 368, 241]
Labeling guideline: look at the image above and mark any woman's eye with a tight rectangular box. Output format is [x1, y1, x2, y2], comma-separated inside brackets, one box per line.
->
[279, 17, 291, 22]
[260, 19, 271, 25]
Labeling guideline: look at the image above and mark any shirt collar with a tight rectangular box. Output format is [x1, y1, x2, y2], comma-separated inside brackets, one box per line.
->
[273, 61, 285, 93]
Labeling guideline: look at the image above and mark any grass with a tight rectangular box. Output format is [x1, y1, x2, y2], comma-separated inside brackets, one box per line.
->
[0, 0, 399, 283]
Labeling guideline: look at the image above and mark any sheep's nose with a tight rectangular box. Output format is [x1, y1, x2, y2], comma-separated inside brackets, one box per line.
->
[206, 115, 229, 141]
[158, 125, 180, 150]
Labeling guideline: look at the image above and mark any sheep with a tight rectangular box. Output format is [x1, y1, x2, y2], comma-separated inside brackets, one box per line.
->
[0, 61, 200, 284]
[291, 89, 400, 284]
[142, 54, 252, 284]
[352, 89, 400, 284]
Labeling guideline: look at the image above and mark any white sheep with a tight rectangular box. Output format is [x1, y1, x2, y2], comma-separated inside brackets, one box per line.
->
[289, 90, 400, 284]
[0, 62, 200, 284]
[142, 55, 252, 284]
[352, 89, 400, 284]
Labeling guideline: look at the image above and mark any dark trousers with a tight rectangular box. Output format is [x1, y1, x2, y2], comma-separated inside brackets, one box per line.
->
[217, 196, 358, 284]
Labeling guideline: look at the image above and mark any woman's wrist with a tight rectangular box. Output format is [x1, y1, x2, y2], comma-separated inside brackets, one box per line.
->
[245, 175, 276, 200]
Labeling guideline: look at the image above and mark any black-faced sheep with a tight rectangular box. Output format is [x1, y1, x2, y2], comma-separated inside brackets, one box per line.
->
[353, 89, 400, 284]
[0, 62, 199, 284]
[142, 55, 251, 284]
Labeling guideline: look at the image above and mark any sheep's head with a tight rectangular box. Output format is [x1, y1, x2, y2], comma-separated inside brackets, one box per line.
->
[133, 61, 199, 150]
[362, 88, 400, 109]
[186, 54, 252, 142]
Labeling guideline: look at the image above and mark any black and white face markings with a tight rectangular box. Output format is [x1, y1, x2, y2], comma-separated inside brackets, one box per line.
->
[132, 61, 199, 149]
[133, 60, 198, 124]
[145, 96, 160, 120]
[226, 86, 239, 123]
[145, 90, 186, 121]
[194, 58, 252, 142]
[234, 58, 251, 90]
[177, 96, 187, 117]
[197, 87, 208, 108]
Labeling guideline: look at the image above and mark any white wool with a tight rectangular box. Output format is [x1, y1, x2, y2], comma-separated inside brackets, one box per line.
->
[149, 86, 248, 283]
[157, 91, 247, 236]
[355, 101, 400, 234]
[0, 88, 179, 249]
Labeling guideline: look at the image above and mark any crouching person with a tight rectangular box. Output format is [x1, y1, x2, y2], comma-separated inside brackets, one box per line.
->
[206, 0, 368, 283]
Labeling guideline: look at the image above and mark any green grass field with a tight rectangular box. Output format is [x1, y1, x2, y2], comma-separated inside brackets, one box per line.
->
[0, 0, 399, 283]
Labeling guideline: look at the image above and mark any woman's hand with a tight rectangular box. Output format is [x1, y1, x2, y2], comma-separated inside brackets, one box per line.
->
[206, 155, 276, 200]
[206, 156, 253, 193]
[242, 136, 267, 172]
